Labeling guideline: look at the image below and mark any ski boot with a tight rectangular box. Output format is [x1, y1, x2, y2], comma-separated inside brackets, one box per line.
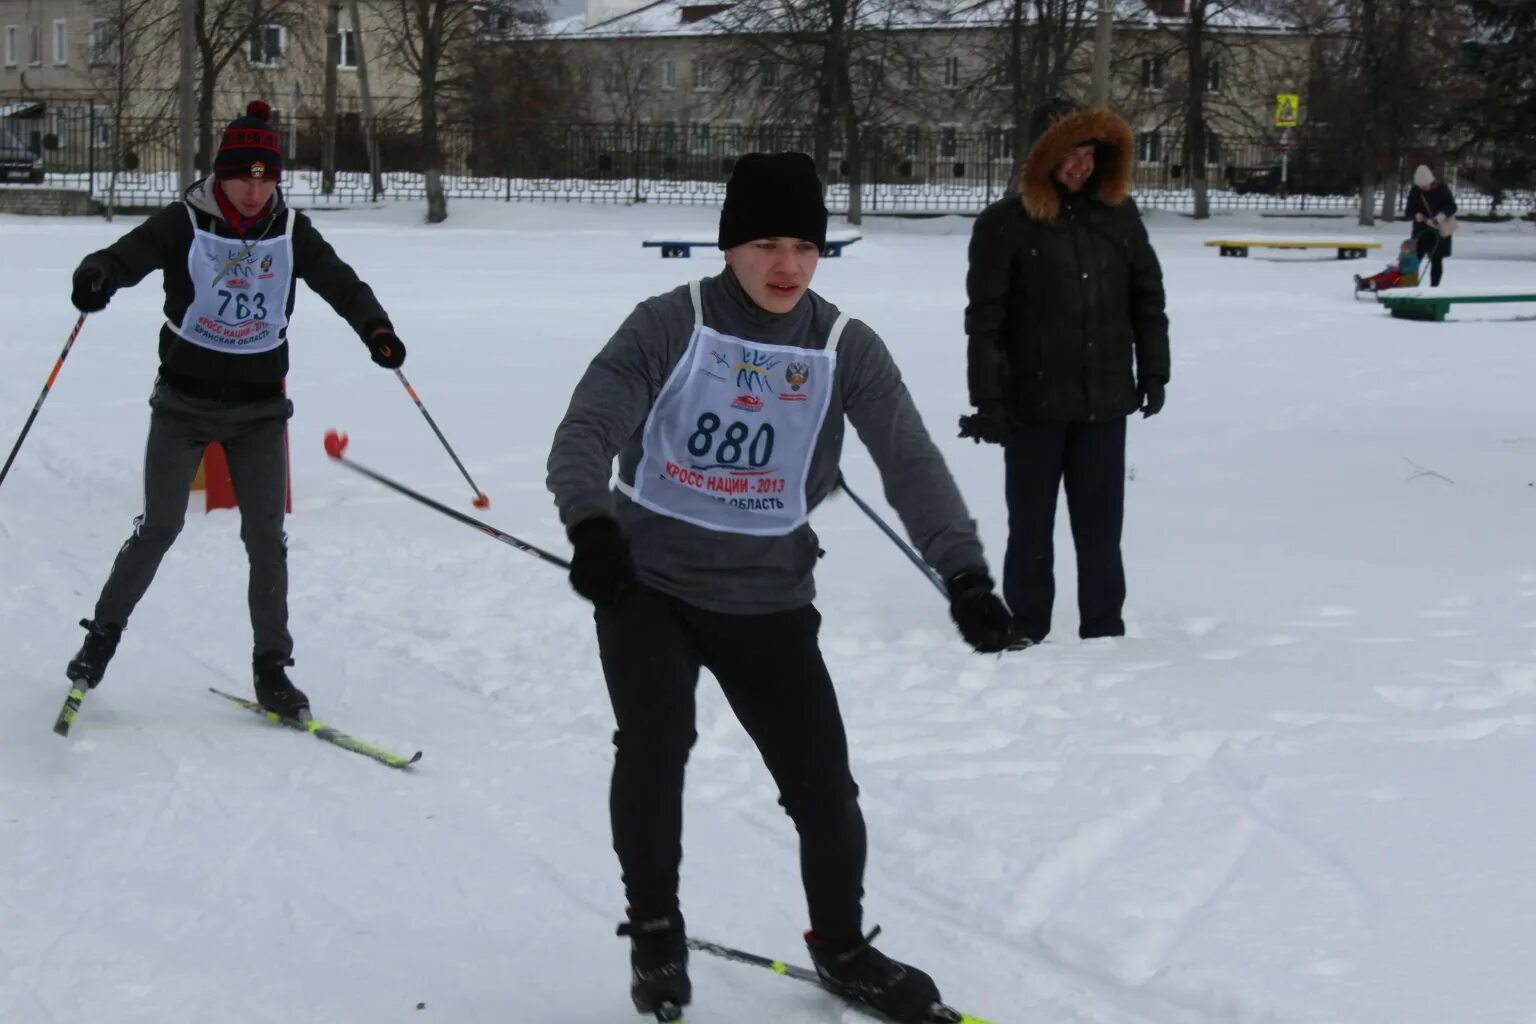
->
[253, 653, 310, 719]
[66, 618, 124, 689]
[617, 907, 690, 1020]
[806, 926, 942, 1024]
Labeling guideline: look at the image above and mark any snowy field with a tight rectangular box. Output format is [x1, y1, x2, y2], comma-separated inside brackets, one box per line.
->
[2, 200, 1534, 1024]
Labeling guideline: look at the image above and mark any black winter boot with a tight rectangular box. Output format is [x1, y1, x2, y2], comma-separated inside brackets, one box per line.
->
[806, 926, 941, 1024]
[616, 907, 690, 1019]
[253, 653, 310, 719]
[66, 618, 124, 688]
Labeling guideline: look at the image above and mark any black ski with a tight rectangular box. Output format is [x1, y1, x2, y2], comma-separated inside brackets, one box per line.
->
[210, 687, 421, 769]
[686, 936, 992, 1024]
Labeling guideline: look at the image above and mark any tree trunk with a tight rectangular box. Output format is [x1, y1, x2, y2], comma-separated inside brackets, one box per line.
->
[346, 0, 382, 200]
[422, 83, 447, 223]
[322, 0, 340, 195]
[1187, 0, 1210, 219]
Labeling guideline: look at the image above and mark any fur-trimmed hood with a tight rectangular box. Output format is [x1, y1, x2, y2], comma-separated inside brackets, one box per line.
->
[1019, 106, 1135, 223]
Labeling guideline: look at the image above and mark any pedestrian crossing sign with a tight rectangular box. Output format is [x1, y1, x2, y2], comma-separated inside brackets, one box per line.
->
[1275, 94, 1299, 128]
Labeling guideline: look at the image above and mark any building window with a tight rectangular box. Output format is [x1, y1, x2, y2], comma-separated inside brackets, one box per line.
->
[660, 59, 676, 90]
[52, 19, 67, 65]
[939, 125, 958, 158]
[692, 59, 712, 90]
[1137, 128, 1163, 164]
[989, 127, 1014, 161]
[339, 29, 358, 69]
[860, 58, 884, 89]
[689, 121, 710, 155]
[1205, 57, 1220, 92]
[249, 24, 284, 67]
[89, 19, 114, 65]
[943, 56, 960, 88]
[29, 23, 41, 65]
[93, 106, 112, 148]
[760, 60, 780, 90]
[1205, 129, 1221, 164]
[906, 59, 921, 87]
[1141, 55, 1164, 90]
[3, 25, 16, 68]
[637, 61, 653, 90]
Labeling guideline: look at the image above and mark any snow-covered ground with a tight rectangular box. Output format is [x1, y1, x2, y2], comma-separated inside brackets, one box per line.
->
[2, 200, 1534, 1024]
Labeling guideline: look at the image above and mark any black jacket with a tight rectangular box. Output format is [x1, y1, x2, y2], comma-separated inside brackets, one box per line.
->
[75, 177, 392, 392]
[1405, 181, 1457, 259]
[964, 107, 1170, 422]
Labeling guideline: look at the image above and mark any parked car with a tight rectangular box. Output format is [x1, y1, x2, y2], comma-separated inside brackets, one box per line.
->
[0, 127, 44, 184]
[1231, 155, 1358, 197]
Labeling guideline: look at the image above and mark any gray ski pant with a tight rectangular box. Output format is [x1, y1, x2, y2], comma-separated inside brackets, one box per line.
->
[93, 379, 293, 660]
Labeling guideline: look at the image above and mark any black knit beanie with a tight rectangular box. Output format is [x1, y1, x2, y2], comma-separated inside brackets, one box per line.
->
[215, 100, 283, 182]
[717, 152, 827, 250]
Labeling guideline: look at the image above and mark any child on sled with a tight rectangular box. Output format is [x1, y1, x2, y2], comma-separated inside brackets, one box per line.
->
[1355, 238, 1421, 293]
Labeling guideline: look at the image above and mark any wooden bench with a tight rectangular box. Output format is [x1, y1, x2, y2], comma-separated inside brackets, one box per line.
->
[1205, 239, 1380, 260]
[1376, 288, 1536, 322]
[643, 230, 862, 259]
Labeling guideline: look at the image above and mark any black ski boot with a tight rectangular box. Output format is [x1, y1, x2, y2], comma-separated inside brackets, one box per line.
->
[806, 926, 942, 1024]
[616, 907, 690, 1020]
[66, 618, 123, 688]
[253, 653, 310, 719]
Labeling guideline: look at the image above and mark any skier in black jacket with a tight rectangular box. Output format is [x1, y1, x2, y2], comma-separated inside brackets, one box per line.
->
[961, 98, 1170, 644]
[63, 100, 405, 717]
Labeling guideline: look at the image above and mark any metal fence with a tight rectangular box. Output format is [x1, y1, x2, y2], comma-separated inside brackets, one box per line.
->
[6, 107, 1530, 216]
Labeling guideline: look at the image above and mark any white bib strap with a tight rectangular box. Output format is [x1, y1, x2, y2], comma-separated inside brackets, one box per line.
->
[689, 279, 704, 327]
[826, 313, 851, 354]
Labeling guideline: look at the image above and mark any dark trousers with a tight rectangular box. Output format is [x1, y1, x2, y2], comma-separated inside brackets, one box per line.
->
[1415, 232, 1446, 287]
[1002, 417, 1127, 641]
[595, 587, 866, 943]
[93, 380, 293, 659]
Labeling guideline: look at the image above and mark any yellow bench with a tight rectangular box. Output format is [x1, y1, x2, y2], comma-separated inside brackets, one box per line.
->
[1205, 239, 1381, 260]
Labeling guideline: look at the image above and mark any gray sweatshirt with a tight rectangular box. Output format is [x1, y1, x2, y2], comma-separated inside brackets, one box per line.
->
[546, 271, 986, 614]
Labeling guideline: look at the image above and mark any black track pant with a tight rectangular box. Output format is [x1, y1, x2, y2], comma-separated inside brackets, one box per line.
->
[1415, 232, 1446, 287]
[596, 586, 866, 943]
[93, 380, 293, 659]
[1001, 416, 1127, 641]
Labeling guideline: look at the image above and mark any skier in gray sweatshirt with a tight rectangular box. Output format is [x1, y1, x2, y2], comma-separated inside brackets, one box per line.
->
[547, 152, 1013, 1024]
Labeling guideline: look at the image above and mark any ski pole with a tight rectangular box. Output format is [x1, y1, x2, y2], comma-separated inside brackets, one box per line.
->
[1, 313, 87, 491]
[323, 429, 568, 569]
[393, 369, 490, 510]
[837, 473, 947, 597]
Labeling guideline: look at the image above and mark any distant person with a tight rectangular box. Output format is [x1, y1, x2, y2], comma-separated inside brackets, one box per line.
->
[63, 100, 405, 720]
[1355, 238, 1422, 292]
[961, 98, 1170, 645]
[546, 152, 1014, 1024]
[1406, 164, 1458, 287]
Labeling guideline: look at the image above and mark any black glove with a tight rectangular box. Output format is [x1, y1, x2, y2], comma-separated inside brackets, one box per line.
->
[366, 329, 406, 369]
[567, 516, 636, 608]
[946, 569, 1014, 653]
[1138, 380, 1166, 418]
[71, 264, 115, 313]
[957, 402, 1014, 445]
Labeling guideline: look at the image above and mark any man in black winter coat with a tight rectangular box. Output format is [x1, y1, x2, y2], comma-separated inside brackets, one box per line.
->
[961, 98, 1170, 644]
[61, 100, 405, 719]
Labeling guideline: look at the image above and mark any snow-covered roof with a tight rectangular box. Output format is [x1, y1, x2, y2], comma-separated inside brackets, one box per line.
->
[544, 0, 1294, 38]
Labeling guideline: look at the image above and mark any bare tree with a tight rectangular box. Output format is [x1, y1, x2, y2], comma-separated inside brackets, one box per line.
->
[81, 0, 178, 220]
[363, 0, 538, 222]
[711, 0, 942, 222]
[963, 0, 1095, 182]
[1111, 0, 1302, 218]
[185, 1, 309, 176]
